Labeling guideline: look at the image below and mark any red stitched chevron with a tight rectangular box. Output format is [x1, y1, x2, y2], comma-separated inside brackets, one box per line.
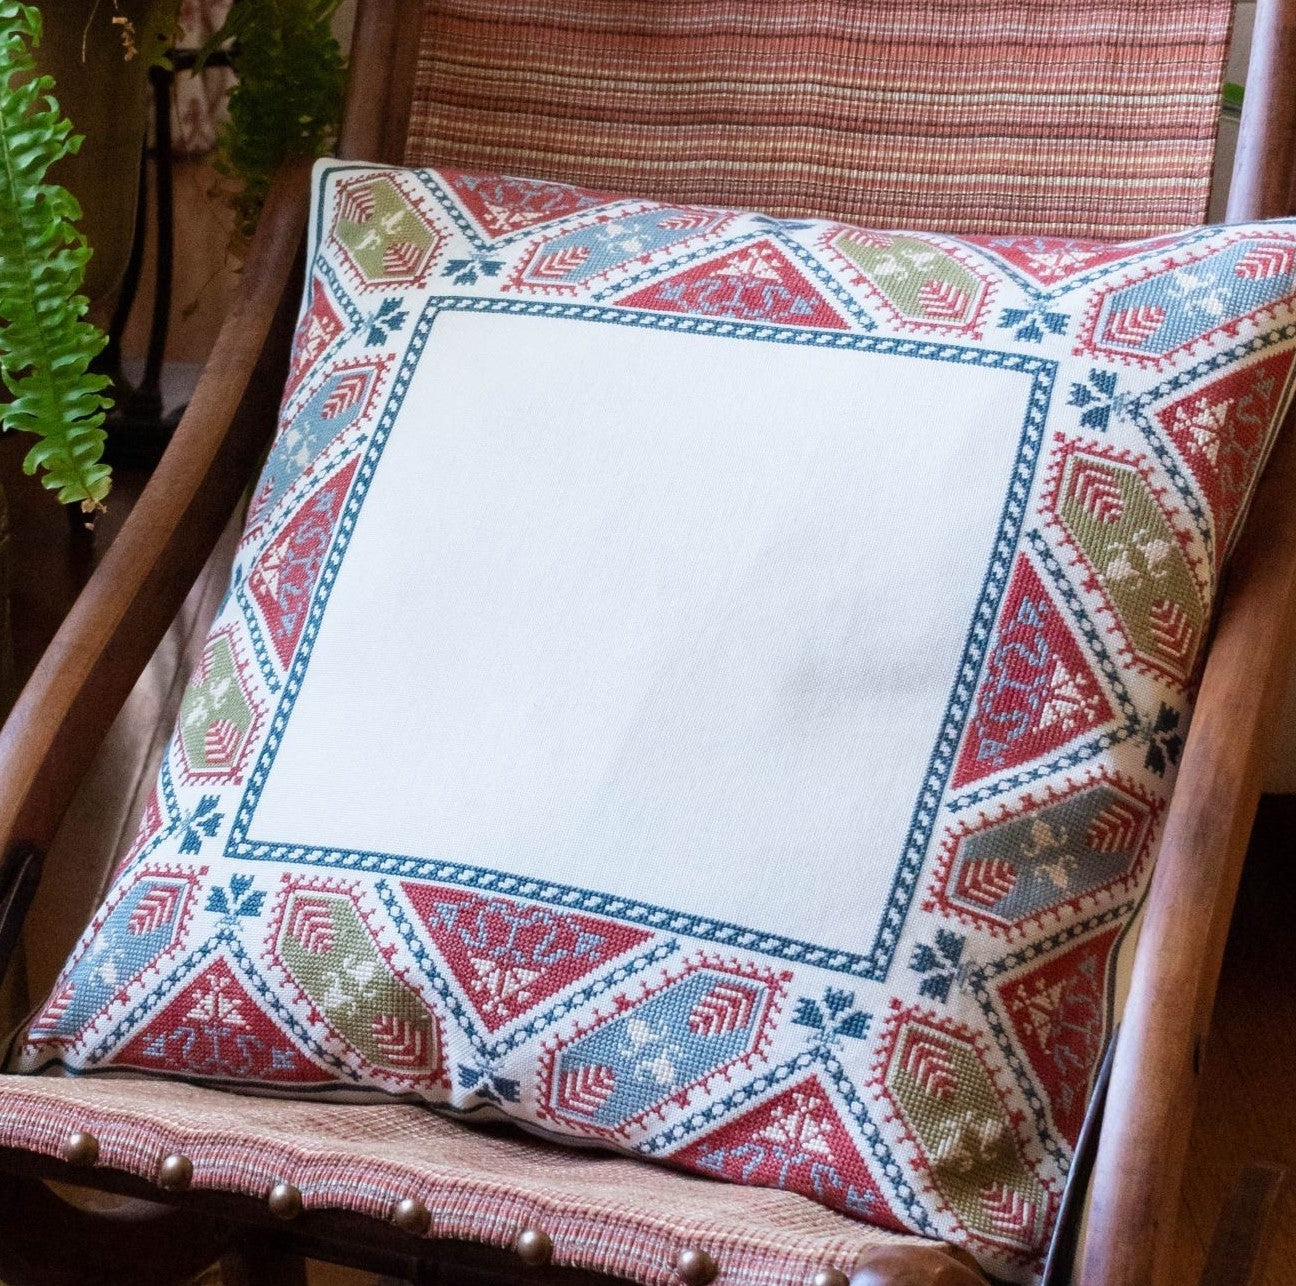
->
[128, 885, 181, 936]
[658, 211, 715, 231]
[381, 240, 426, 278]
[371, 1013, 428, 1067]
[34, 981, 75, 1031]
[1102, 304, 1165, 347]
[336, 184, 376, 224]
[530, 245, 591, 280]
[1085, 800, 1144, 854]
[901, 1032, 959, 1101]
[917, 279, 971, 320]
[1233, 243, 1294, 280]
[320, 371, 372, 420]
[1147, 597, 1196, 666]
[687, 981, 758, 1037]
[1066, 459, 1125, 524]
[557, 1063, 617, 1116]
[845, 228, 892, 250]
[203, 718, 243, 768]
[285, 898, 337, 955]
[980, 1182, 1039, 1240]
[954, 857, 1018, 909]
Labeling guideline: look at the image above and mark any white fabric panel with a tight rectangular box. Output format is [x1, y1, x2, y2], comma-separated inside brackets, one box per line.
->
[252, 310, 1029, 956]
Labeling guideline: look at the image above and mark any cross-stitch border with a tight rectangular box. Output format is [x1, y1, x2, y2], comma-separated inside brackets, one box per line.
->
[226, 289, 1054, 981]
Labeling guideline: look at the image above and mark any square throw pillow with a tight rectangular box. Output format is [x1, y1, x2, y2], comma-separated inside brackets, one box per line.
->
[16, 162, 1296, 1283]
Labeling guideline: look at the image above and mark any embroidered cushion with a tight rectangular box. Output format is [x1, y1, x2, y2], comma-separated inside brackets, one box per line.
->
[17, 163, 1296, 1284]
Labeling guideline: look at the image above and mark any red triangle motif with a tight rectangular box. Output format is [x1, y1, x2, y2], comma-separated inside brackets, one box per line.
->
[1156, 347, 1295, 562]
[952, 555, 1114, 791]
[997, 925, 1121, 1145]
[114, 957, 332, 1085]
[401, 884, 654, 1034]
[964, 233, 1181, 288]
[286, 277, 345, 401]
[249, 458, 358, 669]
[673, 1077, 908, 1231]
[445, 170, 615, 239]
[619, 238, 850, 329]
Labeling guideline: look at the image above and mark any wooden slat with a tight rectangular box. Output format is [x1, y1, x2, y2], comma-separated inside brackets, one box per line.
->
[1178, 798, 1296, 1286]
[0, 163, 310, 902]
[1228, 0, 1296, 222]
[338, 0, 422, 165]
[1200, 1166, 1285, 1286]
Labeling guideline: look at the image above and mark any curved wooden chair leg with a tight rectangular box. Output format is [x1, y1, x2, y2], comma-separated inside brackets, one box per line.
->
[0, 1173, 231, 1286]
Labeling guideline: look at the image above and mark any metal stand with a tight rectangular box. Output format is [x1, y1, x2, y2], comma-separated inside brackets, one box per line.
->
[98, 61, 180, 472]
[99, 49, 232, 473]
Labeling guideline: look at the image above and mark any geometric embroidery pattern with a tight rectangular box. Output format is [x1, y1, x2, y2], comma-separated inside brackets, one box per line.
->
[822, 227, 993, 333]
[674, 1077, 906, 1230]
[175, 629, 264, 784]
[401, 884, 655, 1035]
[929, 772, 1159, 936]
[878, 1007, 1056, 1263]
[444, 171, 613, 240]
[28, 867, 201, 1049]
[286, 275, 346, 401]
[1046, 443, 1206, 688]
[329, 172, 444, 289]
[19, 164, 1296, 1286]
[249, 358, 386, 528]
[1155, 346, 1296, 563]
[968, 234, 1163, 291]
[248, 460, 358, 670]
[508, 206, 732, 294]
[993, 923, 1122, 1145]
[1080, 234, 1296, 366]
[539, 958, 782, 1138]
[952, 554, 1116, 792]
[618, 239, 850, 330]
[266, 882, 444, 1090]
[112, 956, 333, 1085]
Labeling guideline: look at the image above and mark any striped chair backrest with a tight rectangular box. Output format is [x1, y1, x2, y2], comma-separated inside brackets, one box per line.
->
[404, 0, 1235, 241]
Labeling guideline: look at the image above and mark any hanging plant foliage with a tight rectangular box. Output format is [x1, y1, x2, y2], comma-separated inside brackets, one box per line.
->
[203, 0, 346, 248]
[0, 1, 112, 509]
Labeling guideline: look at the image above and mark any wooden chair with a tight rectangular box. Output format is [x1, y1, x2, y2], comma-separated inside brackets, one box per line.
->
[1, 2, 1295, 1283]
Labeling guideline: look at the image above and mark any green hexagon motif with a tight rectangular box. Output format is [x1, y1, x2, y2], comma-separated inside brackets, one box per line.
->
[1054, 448, 1205, 688]
[829, 229, 989, 328]
[177, 630, 261, 782]
[883, 1012, 1053, 1255]
[275, 888, 440, 1085]
[330, 174, 443, 286]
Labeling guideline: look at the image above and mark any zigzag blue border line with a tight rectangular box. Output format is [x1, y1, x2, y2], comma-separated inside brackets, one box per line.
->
[225, 286, 1057, 982]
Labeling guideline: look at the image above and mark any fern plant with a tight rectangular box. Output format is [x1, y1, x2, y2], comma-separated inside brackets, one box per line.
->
[203, 0, 346, 247]
[0, 1, 112, 509]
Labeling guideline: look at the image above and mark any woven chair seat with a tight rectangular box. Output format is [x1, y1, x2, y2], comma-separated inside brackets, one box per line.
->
[0, 1072, 936, 1284]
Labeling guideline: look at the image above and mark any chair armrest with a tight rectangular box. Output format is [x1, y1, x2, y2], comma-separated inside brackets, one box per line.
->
[0, 160, 312, 923]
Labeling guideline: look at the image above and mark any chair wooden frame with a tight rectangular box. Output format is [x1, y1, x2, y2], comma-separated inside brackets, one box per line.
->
[1, 2, 1295, 1282]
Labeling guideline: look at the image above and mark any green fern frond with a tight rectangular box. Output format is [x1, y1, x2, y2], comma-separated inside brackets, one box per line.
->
[0, 1, 112, 509]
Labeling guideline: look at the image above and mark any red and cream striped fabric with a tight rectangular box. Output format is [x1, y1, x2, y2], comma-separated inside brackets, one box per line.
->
[0, 1074, 935, 1286]
[406, 0, 1233, 242]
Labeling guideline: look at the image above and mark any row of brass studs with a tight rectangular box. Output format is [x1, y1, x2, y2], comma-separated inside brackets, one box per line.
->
[60, 1132, 850, 1286]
